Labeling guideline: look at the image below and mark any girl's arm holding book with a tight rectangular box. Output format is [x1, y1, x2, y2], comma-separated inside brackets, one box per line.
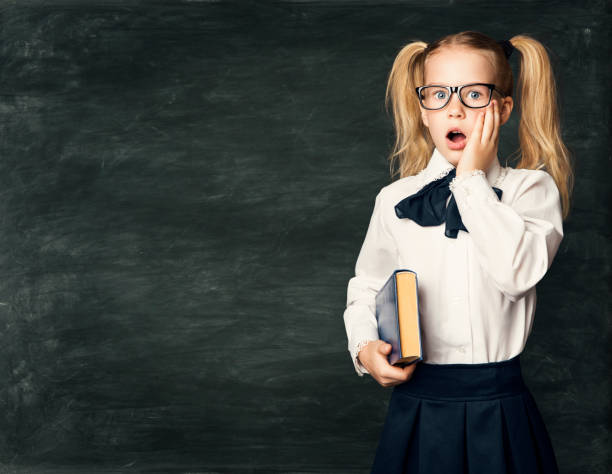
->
[343, 189, 415, 384]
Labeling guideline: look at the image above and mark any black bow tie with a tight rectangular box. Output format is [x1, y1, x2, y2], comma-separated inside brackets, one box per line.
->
[394, 168, 502, 239]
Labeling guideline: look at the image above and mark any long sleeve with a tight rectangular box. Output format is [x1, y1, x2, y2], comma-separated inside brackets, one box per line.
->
[343, 189, 398, 376]
[449, 169, 564, 302]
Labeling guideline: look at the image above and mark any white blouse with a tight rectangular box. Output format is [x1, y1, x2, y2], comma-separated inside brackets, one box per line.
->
[343, 147, 564, 376]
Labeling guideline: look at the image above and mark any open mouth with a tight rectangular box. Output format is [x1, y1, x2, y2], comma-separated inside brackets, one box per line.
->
[447, 130, 466, 142]
[446, 128, 467, 150]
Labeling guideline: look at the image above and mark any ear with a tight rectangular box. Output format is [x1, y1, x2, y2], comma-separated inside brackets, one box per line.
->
[499, 97, 514, 125]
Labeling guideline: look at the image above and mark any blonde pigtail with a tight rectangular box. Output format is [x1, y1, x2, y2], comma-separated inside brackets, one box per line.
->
[384, 41, 432, 180]
[511, 35, 574, 219]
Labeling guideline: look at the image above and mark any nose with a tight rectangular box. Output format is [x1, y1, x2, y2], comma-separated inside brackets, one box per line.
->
[446, 91, 465, 117]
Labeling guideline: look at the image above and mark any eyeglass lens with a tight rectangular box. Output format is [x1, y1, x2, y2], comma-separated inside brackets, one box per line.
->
[419, 84, 492, 109]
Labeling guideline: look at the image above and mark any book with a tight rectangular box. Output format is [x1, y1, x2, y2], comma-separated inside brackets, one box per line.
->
[375, 269, 423, 367]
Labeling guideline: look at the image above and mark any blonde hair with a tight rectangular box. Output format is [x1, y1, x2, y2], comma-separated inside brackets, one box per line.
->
[385, 31, 574, 220]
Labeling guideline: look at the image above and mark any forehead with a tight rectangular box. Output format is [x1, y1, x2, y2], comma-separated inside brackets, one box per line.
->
[424, 46, 496, 85]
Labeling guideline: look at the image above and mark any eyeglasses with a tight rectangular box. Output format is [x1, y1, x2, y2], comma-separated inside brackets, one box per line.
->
[415, 83, 506, 110]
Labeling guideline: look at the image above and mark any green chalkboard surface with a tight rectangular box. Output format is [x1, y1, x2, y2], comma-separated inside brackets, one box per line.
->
[0, 1, 609, 473]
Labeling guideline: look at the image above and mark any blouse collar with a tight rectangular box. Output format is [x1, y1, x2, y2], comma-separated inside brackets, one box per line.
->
[421, 147, 502, 187]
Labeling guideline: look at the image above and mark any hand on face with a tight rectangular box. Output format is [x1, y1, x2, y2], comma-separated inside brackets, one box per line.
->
[456, 99, 500, 176]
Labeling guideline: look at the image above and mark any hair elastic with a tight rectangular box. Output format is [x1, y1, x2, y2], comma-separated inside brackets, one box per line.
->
[497, 39, 515, 59]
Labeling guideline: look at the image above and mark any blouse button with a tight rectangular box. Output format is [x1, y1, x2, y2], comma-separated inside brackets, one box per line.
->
[458, 346, 466, 353]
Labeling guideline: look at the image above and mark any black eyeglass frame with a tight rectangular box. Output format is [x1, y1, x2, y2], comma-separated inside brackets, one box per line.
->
[414, 83, 507, 110]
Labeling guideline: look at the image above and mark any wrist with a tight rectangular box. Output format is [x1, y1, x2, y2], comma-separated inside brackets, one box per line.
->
[455, 168, 485, 178]
[357, 340, 376, 359]
[355, 339, 376, 359]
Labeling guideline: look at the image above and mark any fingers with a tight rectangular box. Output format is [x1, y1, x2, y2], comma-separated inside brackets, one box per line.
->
[481, 101, 493, 144]
[458, 102, 500, 174]
[372, 342, 419, 387]
[480, 103, 490, 144]
[379, 343, 392, 354]
[471, 106, 485, 144]
[482, 100, 501, 145]
[378, 362, 417, 387]
[492, 100, 500, 145]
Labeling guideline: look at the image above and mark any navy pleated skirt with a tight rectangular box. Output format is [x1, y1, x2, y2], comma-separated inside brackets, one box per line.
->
[370, 354, 559, 474]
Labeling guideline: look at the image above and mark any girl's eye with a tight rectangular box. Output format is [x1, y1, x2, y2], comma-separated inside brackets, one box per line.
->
[434, 91, 447, 100]
[468, 90, 481, 99]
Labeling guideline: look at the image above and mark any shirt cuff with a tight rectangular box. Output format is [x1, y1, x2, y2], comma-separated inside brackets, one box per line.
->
[349, 338, 378, 376]
[449, 169, 499, 205]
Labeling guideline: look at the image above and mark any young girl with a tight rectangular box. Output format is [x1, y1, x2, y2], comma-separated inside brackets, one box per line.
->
[343, 31, 573, 474]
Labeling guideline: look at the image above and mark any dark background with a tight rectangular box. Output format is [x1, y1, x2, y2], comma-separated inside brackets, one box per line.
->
[0, 1, 609, 473]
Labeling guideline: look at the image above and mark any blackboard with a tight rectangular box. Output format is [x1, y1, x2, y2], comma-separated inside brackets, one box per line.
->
[0, 1, 609, 472]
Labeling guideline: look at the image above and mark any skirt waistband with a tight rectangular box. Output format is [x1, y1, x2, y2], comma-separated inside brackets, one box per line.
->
[394, 354, 527, 401]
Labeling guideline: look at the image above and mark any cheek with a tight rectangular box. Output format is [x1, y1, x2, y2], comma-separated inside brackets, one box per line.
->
[421, 110, 430, 127]
[428, 116, 447, 133]
[465, 112, 483, 131]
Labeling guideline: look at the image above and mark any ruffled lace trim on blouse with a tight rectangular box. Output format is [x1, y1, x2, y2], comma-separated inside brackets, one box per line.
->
[352, 338, 378, 373]
[448, 166, 509, 191]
